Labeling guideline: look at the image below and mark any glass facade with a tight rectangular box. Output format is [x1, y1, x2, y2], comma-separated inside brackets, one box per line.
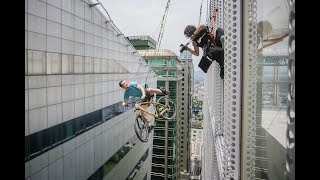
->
[88, 136, 141, 180]
[248, 0, 290, 179]
[25, 1, 156, 179]
[126, 147, 150, 180]
[243, 0, 289, 180]
[25, 102, 135, 162]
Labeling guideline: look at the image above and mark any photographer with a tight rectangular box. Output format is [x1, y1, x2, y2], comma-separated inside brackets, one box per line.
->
[181, 24, 225, 79]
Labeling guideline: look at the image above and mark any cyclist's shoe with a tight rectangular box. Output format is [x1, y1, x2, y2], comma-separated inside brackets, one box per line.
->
[148, 125, 154, 133]
[160, 87, 170, 95]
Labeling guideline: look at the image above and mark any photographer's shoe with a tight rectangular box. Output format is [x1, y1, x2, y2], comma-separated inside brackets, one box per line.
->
[160, 87, 170, 95]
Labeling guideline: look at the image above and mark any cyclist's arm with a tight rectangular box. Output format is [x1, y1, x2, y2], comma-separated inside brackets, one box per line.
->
[122, 99, 127, 106]
[136, 84, 146, 98]
[123, 92, 129, 106]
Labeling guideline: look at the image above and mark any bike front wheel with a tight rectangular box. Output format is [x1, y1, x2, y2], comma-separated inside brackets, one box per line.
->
[156, 96, 176, 120]
[134, 115, 149, 142]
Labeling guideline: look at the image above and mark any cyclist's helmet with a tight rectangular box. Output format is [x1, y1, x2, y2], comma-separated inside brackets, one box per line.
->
[184, 25, 196, 38]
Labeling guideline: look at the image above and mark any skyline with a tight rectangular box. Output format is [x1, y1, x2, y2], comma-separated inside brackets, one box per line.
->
[99, 0, 208, 71]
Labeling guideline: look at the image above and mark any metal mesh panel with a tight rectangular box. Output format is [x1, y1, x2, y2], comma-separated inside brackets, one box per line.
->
[216, 0, 224, 29]
[203, 61, 225, 179]
[223, 0, 242, 179]
[202, 99, 219, 180]
[215, 135, 226, 180]
[208, 64, 224, 136]
[286, 0, 295, 179]
[242, 0, 258, 179]
[202, 0, 229, 179]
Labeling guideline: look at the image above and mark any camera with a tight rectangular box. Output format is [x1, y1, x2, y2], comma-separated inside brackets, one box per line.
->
[179, 44, 188, 53]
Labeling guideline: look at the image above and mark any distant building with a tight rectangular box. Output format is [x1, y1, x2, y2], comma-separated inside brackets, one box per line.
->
[179, 51, 194, 176]
[126, 35, 157, 50]
[138, 49, 182, 180]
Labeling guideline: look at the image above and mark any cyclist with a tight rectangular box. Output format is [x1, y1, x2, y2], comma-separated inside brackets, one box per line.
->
[119, 80, 169, 131]
[181, 24, 225, 79]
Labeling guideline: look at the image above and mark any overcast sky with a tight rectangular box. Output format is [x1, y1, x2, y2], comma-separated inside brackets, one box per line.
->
[99, 0, 207, 71]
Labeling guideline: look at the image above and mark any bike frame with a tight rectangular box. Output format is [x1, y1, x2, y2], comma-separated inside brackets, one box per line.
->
[135, 101, 168, 119]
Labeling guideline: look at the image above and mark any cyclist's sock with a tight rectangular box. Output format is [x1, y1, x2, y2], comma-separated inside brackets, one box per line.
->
[147, 122, 152, 127]
[220, 66, 224, 79]
[148, 125, 154, 132]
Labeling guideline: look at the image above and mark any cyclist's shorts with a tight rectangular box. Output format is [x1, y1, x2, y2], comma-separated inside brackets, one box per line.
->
[143, 93, 152, 102]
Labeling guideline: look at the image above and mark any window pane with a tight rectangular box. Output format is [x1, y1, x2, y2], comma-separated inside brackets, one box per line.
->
[63, 120, 75, 140]
[25, 136, 30, 160]
[74, 116, 86, 135]
[85, 113, 95, 128]
[94, 58, 101, 73]
[94, 110, 102, 124]
[62, 54, 74, 74]
[249, 0, 290, 179]
[28, 50, 46, 74]
[102, 104, 115, 121]
[29, 130, 49, 156]
[85, 57, 94, 73]
[49, 125, 63, 147]
[47, 52, 61, 74]
[74, 56, 84, 73]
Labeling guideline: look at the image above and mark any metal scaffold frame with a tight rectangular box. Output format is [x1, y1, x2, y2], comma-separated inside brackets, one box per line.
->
[286, 0, 295, 179]
[241, 0, 258, 179]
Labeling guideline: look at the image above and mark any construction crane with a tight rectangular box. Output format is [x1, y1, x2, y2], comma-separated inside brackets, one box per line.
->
[156, 0, 171, 50]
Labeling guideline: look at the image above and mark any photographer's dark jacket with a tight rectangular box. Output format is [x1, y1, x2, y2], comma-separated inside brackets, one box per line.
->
[195, 26, 225, 77]
[193, 26, 214, 55]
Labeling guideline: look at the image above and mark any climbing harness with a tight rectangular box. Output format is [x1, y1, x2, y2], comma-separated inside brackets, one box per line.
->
[198, 0, 204, 26]
[209, 8, 218, 45]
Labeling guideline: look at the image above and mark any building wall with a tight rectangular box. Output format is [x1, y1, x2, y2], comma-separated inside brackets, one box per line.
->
[177, 59, 193, 174]
[127, 35, 157, 50]
[25, 0, 156, 179]
[104, 139, 153, 180]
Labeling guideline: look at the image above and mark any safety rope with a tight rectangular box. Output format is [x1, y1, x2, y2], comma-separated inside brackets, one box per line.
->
[90, 0, 171, 85]
[198, 0, 204, 26]
[209, 8, 218, 44]
[87, 0, 155, 85]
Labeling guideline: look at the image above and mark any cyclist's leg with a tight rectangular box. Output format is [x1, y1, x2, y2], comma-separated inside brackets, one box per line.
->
[146, 88, 169, 95]
[140, 104, 152, 126]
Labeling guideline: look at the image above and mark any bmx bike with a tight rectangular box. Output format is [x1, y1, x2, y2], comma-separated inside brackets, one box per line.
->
[132, 95, 176, 142]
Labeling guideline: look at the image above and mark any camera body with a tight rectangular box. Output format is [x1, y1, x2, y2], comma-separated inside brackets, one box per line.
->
[179, 44, 187, 53]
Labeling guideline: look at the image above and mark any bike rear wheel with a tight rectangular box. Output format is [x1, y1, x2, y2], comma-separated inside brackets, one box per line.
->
[134, 115, 149, 142]
[156, 96, 176, 120]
